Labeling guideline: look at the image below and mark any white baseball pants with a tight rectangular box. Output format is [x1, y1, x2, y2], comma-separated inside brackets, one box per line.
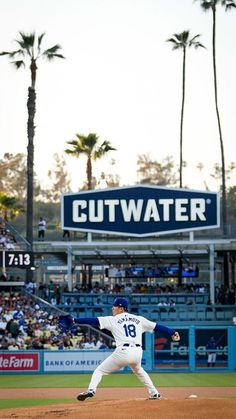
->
[87, 346, 158, 396]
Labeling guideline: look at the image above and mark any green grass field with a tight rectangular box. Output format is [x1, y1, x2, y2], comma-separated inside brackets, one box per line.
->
[0, 398, 71, 409]
[0, 372, 236, 388]
[0, 373, 235, 410]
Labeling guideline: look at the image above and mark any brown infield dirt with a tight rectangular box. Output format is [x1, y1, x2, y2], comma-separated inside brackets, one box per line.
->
[0, 387, 236, 419]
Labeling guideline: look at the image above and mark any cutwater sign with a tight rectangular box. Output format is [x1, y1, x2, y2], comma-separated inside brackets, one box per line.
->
[61, 185, 219, 237]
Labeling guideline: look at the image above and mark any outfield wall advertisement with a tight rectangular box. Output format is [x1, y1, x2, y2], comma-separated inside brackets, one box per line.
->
[154, 328, 228, 368]
[0, 352, 39, 372]
[1, 327, 235, 373]
[44, 350, 111, 372]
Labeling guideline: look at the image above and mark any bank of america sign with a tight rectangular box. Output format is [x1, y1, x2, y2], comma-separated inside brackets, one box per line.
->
[61, 185, 219, 237]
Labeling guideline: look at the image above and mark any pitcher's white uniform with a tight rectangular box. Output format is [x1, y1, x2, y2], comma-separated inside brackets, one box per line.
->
[88, 312, 158, 397]
[73, 297, 179, 401]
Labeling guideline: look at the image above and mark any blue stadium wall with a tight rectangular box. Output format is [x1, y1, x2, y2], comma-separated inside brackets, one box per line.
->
[0, 326, 235, 374]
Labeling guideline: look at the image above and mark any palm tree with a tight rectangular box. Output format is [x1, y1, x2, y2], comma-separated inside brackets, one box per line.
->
[65, 132, 115, 289]
[167, 31, 205, 188]
[0, 32, 64, 246]
[196, 0, 236, 235]
[65, 133, 116, 190]
[0, 192, 24, 221]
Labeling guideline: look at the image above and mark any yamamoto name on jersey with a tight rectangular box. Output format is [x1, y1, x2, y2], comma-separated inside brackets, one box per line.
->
[117, 316, 141, 325]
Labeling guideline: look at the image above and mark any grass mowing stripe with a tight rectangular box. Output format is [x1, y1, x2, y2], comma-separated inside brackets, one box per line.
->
[0, 373, 235, 388]
[102, 373, 236, 387]
[0, 398, 71, 410]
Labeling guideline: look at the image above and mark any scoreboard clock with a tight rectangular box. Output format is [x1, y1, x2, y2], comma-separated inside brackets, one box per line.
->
[0, 252, 34, 268]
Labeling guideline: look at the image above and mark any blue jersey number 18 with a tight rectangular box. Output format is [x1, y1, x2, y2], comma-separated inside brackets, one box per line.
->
[123, 324, 136, 337]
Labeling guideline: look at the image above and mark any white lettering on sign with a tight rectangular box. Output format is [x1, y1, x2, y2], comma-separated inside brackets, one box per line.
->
[176, 199, 188, 221]
[144, 199, 160, 222]
[191, 198, 206, 221]
[72, 198, 206, 223]
[0, 356, 33, 368]
[89, 200, 103, 222]
[73, 200, 86, 222]
[104, 199, 119, 222]
[120, 199, 143, 221]
[159, 199, 174, 221]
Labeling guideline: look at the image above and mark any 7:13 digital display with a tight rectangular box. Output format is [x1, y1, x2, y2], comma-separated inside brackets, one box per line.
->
[1, 252, 34, 268]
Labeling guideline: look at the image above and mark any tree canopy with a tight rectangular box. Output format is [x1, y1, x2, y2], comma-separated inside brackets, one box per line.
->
[65, 133, 116, 190]
[136, 154, 178, 186]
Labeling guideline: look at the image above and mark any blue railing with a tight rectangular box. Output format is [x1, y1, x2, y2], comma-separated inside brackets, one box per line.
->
[56, 302, 235, 323]
[60, 292, 210, 305]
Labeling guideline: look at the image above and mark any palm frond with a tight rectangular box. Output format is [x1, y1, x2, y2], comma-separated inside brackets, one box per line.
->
[37, 32, 45, 48]
[42, 44, 65, 60]
[168, 30, 204, 50]
[189, 34, 206, 49]
[11, 60, 25, 69]
[189, 34, 201, 43]
[200, 0, 235, 12]
[225, 1, 236, 11]
[45, 53, 65, 61]
[196, 0, 213, 12]
[66, 140, 80, 147]
[0, 51, 11, 56]
[42, 44, 63, 54]
[100, 140, 116, 152]
[166, 31, 190, 49]
[65, 139, 87, 154]
[83, 133, 99, 149]
[65, 147, 87, 155]
[166, 37, 178, 43]
[171, 34, 182, 43]
[0, 49, 25, 58]
[169, 42, 183, 50]
[166, 38, 182, 50]
[64, 149, 75, 155]
[181, 30, 191, 41]
[193, 42, 206, 49]
[14, 32, 35, 58]
[174, 31, 190, 43]
[94, 141, 116, 159]
[19, 31, 36, 47]
[173, 44, 183, 50]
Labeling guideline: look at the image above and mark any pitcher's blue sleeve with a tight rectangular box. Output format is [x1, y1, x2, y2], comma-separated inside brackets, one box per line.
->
[154, 323, 175, 336]
[74, 317, 99, 327]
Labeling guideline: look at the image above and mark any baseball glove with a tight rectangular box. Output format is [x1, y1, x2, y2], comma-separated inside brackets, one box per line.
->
[58, 314, 74, 331]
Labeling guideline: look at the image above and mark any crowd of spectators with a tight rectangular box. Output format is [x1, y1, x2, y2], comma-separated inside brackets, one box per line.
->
[215, 285, 235, 305]
[30, 279, 235, 308]
[0, 280, 235, 352]
[61, 281, 211, 296]
[0, 292, 110, 351]
[0, 221, 16, 250]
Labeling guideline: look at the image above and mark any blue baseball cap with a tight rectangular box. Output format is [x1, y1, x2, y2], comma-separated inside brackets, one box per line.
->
[113, 297, 129, 309]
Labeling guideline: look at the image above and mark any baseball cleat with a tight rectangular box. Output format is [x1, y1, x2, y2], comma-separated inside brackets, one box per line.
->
[77, 390, 95, 401]
[148, 393, 161, 400]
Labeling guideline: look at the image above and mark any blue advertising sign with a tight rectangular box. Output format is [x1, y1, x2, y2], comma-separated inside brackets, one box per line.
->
[61, 185, 219, 237]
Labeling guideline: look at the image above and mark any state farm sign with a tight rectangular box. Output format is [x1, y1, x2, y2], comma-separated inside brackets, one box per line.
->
[0, 352, 39, 371]
[61, 185, 219, 237]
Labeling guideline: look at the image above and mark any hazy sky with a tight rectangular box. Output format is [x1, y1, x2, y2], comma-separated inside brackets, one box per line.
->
[0, 0, 235, 191]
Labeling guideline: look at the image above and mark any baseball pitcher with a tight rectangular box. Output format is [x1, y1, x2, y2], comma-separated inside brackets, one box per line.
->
[59, 297, 180, 401]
